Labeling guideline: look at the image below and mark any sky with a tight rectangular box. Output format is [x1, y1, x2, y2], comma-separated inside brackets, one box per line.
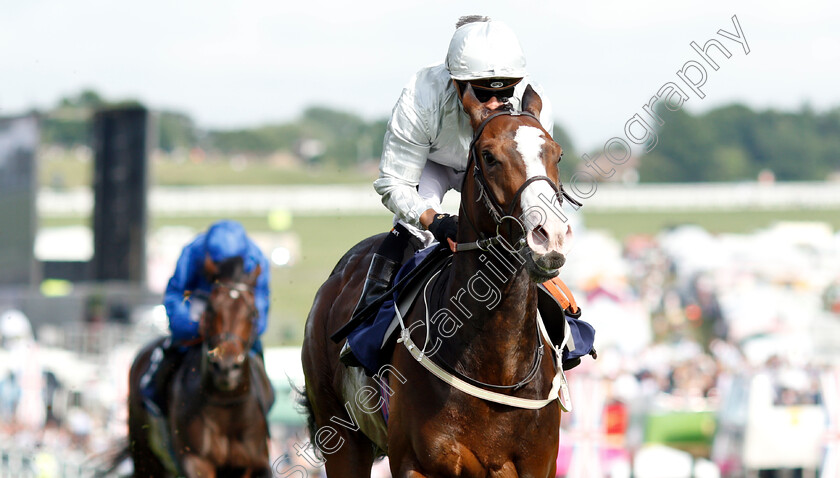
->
[1, 0, 838, 150]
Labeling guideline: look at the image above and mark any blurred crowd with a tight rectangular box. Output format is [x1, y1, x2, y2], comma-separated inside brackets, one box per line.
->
[2, 220, 839, 477]
[552, 220, 840, 476]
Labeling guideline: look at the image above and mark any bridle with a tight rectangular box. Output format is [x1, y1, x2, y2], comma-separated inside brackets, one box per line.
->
[411, 109, 582, 393]
[201, 280, 258, 353]
[196, 280, 259, 406]
[458, 110, 583, 253]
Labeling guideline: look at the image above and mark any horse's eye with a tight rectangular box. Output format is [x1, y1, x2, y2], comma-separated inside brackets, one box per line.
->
[557, 152, 564, 164]
[482, 151, 497, 166]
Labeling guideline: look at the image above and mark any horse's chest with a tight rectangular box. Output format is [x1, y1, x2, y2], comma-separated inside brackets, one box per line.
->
[185, 409, 265, 466]
[407, 402, 559, 477]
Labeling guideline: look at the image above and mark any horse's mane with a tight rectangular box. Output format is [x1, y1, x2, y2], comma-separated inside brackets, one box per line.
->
[214, 256, 245, 282]
[456, 15, 490, 29]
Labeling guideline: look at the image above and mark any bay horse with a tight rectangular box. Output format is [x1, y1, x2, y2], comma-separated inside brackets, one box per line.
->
[301, 84, 574, 477]
[127, 258, 273, 478]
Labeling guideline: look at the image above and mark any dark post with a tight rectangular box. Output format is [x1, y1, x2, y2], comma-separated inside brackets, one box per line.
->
[90, 106, 150, 283]
[0, 114, 40, 287]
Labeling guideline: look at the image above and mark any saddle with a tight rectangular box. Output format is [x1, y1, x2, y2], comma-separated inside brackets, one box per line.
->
[344, 244, 596, 377]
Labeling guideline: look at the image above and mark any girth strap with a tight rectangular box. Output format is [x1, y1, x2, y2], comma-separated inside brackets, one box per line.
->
[397, 310, 572, 411]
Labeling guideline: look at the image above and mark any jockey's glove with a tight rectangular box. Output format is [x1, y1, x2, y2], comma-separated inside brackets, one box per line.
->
[428, 213, 458, 244]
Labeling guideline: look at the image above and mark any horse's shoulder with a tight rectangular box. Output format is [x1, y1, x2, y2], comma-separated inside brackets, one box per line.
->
[130, 337, 167, 374]
[328, 233, 387, 279]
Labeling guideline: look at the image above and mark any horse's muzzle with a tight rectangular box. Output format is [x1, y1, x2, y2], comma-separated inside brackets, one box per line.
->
[525, 221, 573, 258]
[524, 249, 565, 283]
[522, 219, 572, 282]
[209, 352, 245, 391]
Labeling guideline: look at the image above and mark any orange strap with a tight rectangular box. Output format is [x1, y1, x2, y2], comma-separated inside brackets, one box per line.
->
[542, 277, 579, 314]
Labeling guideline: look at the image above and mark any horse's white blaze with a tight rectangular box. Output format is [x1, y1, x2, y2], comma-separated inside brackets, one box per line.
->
[514, 126, 553, 213]
[513, 125, 573, 258]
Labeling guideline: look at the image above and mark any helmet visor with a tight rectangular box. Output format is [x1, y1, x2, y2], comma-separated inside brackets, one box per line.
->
[456, 77, 522, 103]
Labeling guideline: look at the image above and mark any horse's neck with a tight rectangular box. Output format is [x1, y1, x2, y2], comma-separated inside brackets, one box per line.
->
[440, 248, 539, 379]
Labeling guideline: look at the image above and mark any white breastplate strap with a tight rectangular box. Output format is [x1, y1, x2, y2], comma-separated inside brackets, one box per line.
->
[397, 310, 572, 411]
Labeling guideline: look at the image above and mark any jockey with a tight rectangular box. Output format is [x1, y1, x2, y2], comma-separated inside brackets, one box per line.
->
[141, 220, 271, 416]
[340, 16, 559, 366]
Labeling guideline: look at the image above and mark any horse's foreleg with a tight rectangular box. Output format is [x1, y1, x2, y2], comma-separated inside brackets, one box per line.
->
[244, 468, 273, 478]
[181, 454, 216, 478]
[318, 430, 377, 478]
[394, 458, 431, 478]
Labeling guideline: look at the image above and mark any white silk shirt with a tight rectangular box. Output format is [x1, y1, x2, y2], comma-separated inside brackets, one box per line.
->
[374, 63, 554, 228]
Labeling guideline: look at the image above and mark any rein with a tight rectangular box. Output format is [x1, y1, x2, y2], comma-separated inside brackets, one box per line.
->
[457, 110, 583, 253]
[392, 109, 582, 410]
[198, 280, 259, 407]
[202, 280, 258, 350]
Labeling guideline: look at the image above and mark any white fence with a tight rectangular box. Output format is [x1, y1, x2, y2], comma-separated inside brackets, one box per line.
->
[38, 182, 840, 217]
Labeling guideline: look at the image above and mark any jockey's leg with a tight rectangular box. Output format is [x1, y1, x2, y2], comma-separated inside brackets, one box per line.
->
[536, 284, 596, 371]
[340, 223, 411, 367]
[140, 337, 185, 416]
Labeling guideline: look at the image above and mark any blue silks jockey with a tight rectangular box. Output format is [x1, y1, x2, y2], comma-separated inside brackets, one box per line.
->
[140, 220, 270, 417]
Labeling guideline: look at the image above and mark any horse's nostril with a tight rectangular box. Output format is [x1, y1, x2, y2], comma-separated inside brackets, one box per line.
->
[211, 361, 222, 372]
[532, 225, 548, 243]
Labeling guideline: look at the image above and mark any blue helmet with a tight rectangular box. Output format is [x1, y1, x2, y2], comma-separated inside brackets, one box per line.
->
[204, 220, 249, 263]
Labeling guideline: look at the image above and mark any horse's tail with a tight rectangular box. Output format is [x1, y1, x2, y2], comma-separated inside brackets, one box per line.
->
[90, 438, 131, 478]
[291, 378, 318, 442]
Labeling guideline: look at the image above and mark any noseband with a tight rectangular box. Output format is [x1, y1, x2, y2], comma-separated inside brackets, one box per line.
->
[203, 281, 258, 352]
[460, 110, 583, 249]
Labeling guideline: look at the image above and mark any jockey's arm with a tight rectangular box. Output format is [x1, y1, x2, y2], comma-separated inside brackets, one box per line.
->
[165, 242, 201, 342]
[373, 87, 438, 229]
[416, 160, 464, 229]
[419, 209, 437, 229]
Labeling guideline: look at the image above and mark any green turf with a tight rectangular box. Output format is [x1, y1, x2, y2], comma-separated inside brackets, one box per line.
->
[38, 213, 392, 346]
[40, 153, 374, 188]
[584, 208, 840, 239]
[152, 160, 374, 186]
[40, 155, 91, 189]
[141, 214, 393, 345]
[39, 207, 840, 346]
[262, 214, 393, 345]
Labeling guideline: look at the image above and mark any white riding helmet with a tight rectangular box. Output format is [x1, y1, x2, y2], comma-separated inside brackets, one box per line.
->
[445, 20, 527, 81]
[0, 309, 33, 341]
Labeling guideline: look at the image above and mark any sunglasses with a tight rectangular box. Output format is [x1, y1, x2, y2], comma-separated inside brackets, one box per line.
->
[456, 78, 523, 103]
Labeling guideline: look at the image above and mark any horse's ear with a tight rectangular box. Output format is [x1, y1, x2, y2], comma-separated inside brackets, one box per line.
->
[204, 255, 219, 280]
[521, 84, 542, 119]
[248, 264, 261, 287]
[460, 82, 493, 130]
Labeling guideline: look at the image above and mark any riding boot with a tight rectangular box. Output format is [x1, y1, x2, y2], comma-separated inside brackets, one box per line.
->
[140, 338, 184, 417]
[353, 253, 401, 321]
[340, 253, 400, 367]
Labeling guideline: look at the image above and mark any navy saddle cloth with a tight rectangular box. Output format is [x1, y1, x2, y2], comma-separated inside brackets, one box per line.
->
[346, 244, 596, 376]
